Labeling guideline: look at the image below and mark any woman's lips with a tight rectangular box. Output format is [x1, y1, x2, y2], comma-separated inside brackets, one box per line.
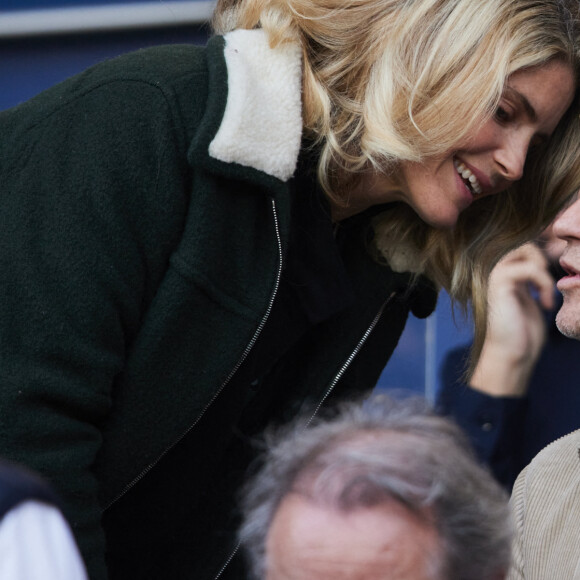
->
[454, 158, 482, 195]
[453, 157, 494, 196]
[452, 163, 476, 207]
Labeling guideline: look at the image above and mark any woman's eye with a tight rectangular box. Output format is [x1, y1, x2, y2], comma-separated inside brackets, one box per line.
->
[495, 106, 511, 122]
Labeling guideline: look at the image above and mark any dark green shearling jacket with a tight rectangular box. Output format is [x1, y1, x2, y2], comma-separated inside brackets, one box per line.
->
[0, 31, 436, 578]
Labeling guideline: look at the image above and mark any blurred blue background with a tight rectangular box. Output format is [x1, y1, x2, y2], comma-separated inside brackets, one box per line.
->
[0, 0, 474, 400]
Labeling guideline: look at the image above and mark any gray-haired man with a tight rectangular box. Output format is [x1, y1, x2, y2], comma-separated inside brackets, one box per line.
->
[238, 395, 511, 580]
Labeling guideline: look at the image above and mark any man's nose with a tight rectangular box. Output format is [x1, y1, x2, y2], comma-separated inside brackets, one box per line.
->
[553, 193, 580, 241]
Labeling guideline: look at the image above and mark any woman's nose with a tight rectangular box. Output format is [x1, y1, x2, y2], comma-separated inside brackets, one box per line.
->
[493, 134, 528, 182]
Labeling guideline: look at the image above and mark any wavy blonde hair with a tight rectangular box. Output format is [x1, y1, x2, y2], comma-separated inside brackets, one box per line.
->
[213, 0, 580, 367]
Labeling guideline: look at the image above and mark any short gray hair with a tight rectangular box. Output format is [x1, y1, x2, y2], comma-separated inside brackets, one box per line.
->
[238, 394, 511, 579]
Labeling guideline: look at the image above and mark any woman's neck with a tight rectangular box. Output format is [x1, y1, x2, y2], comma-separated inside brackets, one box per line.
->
[329, 171, 402, 222]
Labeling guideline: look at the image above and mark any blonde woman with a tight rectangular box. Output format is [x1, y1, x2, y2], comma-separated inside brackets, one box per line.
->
[0, 0, 578, 578]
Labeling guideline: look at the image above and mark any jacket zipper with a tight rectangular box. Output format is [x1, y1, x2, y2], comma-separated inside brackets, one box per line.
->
[305, 292, 394, 426]
[214, 292, 395, 578]
[103, 198, 284, 511]
[213, 543, 241, 580]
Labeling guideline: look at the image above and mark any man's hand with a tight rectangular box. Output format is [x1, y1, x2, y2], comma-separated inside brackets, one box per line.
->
[470, 243, 555, 397]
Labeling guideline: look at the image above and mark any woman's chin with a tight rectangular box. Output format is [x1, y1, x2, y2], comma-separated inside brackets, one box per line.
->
[418, 208, 460, 229]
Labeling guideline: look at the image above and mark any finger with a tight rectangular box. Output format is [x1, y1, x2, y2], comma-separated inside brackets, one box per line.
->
[496, 242, 543, 266]
[492, 261, 555, 310]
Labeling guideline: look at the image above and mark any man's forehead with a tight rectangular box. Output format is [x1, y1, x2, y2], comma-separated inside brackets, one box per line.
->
[265, 493, 441, 580]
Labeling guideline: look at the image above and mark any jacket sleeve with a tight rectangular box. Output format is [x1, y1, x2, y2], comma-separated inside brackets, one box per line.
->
[436, 346, 527, 490]
[0, 76, 190, 578]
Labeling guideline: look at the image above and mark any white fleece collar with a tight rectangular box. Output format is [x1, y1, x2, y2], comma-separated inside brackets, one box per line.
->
[208, 29, 303, 182]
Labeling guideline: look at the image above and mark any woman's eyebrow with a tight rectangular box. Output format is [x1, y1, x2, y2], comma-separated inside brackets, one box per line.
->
[504, 85, 553, 141]
[504, 85, 537, 122]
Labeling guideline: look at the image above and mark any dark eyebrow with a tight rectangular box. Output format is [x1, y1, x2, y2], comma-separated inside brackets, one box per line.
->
[504, 85, 554, 143]
[504, 86, 537, 122]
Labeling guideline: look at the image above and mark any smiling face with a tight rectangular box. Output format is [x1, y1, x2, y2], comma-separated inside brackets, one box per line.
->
[351, 59, 576, 228]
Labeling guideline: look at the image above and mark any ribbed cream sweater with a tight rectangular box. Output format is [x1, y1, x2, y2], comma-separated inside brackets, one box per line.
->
[509, 429, 580, 579]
